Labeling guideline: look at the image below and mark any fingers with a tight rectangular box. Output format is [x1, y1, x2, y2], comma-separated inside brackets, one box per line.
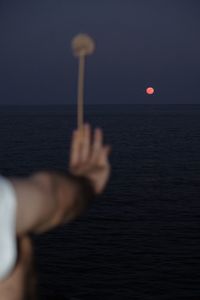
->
[70, 124, 111, 170]
[98, 145, 112, 166]
[70, 124, 91, 168]
[69, 129, 82, 169]
[80, 124, 91, 163]
[90, 128, 103, 163]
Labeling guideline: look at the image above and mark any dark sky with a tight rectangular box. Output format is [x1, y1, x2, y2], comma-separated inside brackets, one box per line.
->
[0, 0, 200, 105]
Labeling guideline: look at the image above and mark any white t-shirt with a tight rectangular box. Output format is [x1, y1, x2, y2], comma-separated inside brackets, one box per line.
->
[0, 176, 17, 280]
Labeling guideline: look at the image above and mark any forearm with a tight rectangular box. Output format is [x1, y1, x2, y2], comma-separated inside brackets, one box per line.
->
[11, 171, 92, 235]
[11, 173, 63, 235]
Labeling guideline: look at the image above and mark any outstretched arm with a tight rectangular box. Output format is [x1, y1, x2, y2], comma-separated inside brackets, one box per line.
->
[11, 124, 111, 236]
[11, 171, 86, 235]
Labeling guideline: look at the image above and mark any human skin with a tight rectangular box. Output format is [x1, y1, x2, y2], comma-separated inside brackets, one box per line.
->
[0, 124, 112, 299]
[11, 124, 112, 235]
[0, 236, 37, 300]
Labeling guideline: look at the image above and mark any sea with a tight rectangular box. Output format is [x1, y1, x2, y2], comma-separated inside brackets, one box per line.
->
[1, 104, 200, 300]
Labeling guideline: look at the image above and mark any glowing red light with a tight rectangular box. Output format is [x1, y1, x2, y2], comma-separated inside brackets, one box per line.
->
[146, 87, 155, 95]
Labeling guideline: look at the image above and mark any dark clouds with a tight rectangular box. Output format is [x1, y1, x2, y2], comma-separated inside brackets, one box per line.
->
[0, 0, 199, 104]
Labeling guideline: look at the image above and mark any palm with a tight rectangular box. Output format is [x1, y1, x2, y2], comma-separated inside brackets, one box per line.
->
[69, 124, 111, 194]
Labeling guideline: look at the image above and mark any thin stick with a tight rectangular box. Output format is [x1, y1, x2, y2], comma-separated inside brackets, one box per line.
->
[77, 55, 85, 131]
[71, 34, 95, 133]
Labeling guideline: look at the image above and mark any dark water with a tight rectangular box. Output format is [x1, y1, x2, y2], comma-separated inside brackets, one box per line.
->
[1, 105, 200, 299]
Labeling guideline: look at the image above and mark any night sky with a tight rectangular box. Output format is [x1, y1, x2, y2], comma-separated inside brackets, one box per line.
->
[0, 0, 199, 105]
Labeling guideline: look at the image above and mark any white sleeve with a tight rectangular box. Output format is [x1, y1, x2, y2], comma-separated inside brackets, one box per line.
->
[0, 176, 17, 281]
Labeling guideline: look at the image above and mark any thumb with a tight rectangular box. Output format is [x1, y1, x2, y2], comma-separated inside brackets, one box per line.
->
[104, 145, 112, 156]
[99, 145, 112, 165]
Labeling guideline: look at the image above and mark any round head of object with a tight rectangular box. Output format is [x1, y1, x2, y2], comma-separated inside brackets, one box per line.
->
[71, 34, 95, 57]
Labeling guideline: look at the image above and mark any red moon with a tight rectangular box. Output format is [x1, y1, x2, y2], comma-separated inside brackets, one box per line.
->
[146, 87, 155, 95]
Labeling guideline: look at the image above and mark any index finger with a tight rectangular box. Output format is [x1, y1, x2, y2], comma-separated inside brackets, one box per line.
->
[69, 130, 82, 168]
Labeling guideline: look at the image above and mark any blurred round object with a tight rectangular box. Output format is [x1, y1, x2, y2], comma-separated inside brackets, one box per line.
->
[71, 34, 95, 57]
[146, 87, 155, 95]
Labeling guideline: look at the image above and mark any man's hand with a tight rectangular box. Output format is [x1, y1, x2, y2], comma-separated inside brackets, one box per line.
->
[69, 124, 112, 195]
[9, 124, 111, 236]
